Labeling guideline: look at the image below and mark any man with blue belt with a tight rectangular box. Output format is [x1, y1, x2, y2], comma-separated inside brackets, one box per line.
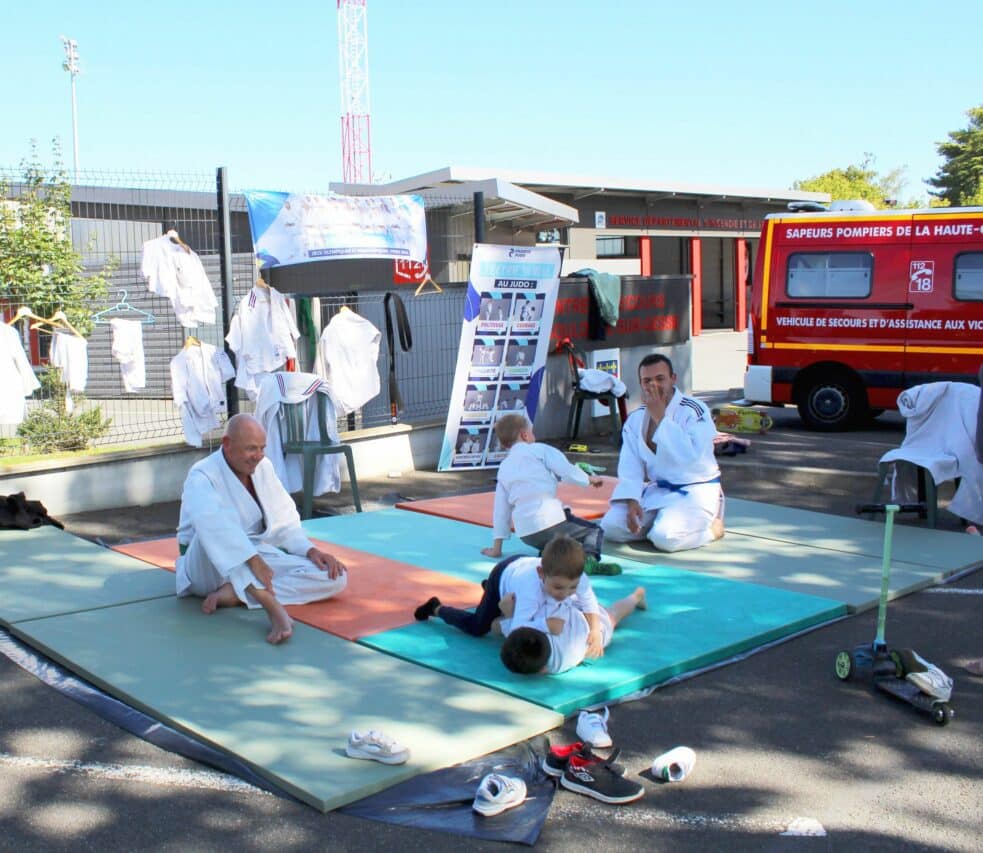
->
[600, 354, 725, 552]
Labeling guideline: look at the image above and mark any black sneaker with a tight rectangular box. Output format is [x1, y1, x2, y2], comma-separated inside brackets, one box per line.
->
[542, 742, 625, 778]
[560, 749, 644, 804]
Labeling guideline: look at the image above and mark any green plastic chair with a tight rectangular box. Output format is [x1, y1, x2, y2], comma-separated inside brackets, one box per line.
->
[278, 391, 362, 519]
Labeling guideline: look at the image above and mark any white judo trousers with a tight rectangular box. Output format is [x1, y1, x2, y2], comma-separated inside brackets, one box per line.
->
[601, 391, 722, 552]
[175, 449, 346, 608]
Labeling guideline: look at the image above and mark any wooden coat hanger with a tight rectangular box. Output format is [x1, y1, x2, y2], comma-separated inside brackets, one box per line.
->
[6, 305, 48, 326]
[414, 273, 442, 296]
[29, 309, 84, 338]
[166, 228, 192, 254]
[183, 334, 201, 349]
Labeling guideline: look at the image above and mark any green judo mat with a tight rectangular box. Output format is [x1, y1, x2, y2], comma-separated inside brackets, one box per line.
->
[724, 497, 983, 573]
[0, 526, 174, 627]
[360, 559, 846, 715]
[12, 596, 561, 812]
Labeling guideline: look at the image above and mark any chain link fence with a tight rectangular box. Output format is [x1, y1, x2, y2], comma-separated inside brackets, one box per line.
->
[0, 169, 475, 460]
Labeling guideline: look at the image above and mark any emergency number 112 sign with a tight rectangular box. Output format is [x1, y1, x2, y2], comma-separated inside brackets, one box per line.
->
[909, 260, 935, 293]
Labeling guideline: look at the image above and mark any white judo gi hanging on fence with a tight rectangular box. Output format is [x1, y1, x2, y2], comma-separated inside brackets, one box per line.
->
[226, 284, 300, 398]
[175, 449, 346, 608]
[49, 330, 88, 414]
[315, 307, 381, 415]
[140, 233, 217, 328]
[0, 324, 41, 425]
[169, 342, 235, 447]
[254, 371, 342, 496]
[109, 318, 146, 393]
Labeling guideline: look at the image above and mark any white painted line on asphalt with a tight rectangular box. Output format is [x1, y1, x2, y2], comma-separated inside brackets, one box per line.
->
[0, 752, 270, 796]
[925, 588, 983, 595]
[781, 816, 827, 836]
[550, 800, 826, 836]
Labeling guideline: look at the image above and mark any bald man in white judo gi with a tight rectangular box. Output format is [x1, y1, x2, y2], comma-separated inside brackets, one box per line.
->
[175, 413, 347, 644]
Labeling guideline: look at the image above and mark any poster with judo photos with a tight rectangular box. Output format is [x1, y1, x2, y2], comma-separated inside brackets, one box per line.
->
[477, 294, 511, 332]
[510, 293, 544, 333]
[454, 426, 489, 463]
[462, 384, 496, 423]
[438, 243, 561, 471]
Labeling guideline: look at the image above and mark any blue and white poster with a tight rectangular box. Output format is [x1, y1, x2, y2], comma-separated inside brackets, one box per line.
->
[243, 190, 428, 269]
[438, 244, 562, 471]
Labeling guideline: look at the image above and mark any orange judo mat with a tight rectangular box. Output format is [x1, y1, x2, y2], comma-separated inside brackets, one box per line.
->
[395, 475, 616, 527]
[111, 537, 482, 641]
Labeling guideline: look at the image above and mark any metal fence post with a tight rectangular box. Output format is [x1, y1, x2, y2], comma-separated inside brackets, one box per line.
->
[474, 191, 485, 243]
[216, 166, 238, 416]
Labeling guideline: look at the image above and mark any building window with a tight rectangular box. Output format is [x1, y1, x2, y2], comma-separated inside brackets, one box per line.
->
[596, 236, 640, 258]
[786, 252, 873, 298]
[955, 253, 983, 300]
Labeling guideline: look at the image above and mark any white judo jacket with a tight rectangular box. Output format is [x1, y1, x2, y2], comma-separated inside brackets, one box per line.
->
[881, 381, 983, 524]
[226, 285, 300, 398]
[315, 308, 382, 415]
[141, 235, 217, 328]
[254, 371, 342, 496]
[170, 343, 235, 447]
[0, 324, 41, 425]
[611, 390, 720, 510]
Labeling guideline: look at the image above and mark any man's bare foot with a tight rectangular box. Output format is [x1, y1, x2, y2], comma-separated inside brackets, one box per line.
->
[710, 517, 725, 540]
[633, 586, 648, 611]
[202, 583, 238, 614]
[267, 607, 293, 645]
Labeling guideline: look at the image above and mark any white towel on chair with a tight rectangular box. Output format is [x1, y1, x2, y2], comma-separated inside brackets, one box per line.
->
[110, 318, 146, 392]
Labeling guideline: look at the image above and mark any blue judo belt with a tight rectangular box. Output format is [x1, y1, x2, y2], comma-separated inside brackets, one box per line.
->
[652, 475, 721, 496]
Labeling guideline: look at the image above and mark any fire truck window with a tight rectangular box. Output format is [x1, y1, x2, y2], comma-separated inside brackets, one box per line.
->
[787, 252, 872, 298]
[954, 253, 983, 300]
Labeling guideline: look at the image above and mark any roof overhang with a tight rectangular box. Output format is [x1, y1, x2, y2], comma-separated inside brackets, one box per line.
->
[334, 166, 830, 205]
[330, 175, 579, 229]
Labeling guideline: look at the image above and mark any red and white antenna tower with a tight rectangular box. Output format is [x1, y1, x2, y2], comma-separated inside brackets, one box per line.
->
[337, 0, 372, 184]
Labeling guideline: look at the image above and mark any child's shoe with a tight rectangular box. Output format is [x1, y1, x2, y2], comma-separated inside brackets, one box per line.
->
[561, 749, 644, 804]
[652, 746, 696, 782]
[576, 706, 612, 748]
[583, 556, 622, 576]
[345, 729, 410, 765]
[542, 741, 624, 777]
[472, 773, 527, 816]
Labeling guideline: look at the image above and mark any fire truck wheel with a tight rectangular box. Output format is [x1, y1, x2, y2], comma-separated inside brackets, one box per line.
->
[797, 373, 866, 431]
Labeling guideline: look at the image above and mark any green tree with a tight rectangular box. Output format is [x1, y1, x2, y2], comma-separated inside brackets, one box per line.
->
[793, 154, 918, 208]
[0, 140, 116, 335]
[927, 105, 983, 206]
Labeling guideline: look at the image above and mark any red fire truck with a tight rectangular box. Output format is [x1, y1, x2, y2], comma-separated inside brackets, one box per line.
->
[743, 202, 983, 429]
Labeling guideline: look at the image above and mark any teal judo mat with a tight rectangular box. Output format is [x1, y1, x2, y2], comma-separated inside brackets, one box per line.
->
[359, 556, 846, 715]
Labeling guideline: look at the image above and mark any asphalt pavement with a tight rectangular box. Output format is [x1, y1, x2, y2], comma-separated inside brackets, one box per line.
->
[2, 403, 981, 852]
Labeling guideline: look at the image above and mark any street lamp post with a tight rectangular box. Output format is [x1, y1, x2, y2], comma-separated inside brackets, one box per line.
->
[60, 36, 80, 181]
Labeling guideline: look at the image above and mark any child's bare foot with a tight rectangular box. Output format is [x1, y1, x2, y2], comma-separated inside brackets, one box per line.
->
[633, 586, 648, 611]
[266, 606, 293, 645]
[202, 583, 238, 614]
[966, 525, 980, 536]
[481, 547, 502, 558]
[710, 517, 725, 540]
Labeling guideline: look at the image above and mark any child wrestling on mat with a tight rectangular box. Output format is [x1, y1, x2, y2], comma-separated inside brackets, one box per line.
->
[414, 536, 645, 675]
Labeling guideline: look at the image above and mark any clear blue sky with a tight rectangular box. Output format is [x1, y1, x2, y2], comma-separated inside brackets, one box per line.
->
[3, 1, 981, 200]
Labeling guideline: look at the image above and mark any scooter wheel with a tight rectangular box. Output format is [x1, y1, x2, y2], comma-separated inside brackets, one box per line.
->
[834, 650, 854, 681]
[932, 703, 954, 726]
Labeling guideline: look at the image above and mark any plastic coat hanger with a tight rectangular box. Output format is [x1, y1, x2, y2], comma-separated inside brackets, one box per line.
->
[92, 289, 156, 325]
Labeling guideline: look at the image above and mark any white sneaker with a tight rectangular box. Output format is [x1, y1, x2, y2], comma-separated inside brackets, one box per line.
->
[345, 729, 410, 765]
[652, 746, 696, 782]
[472, 773, 527, 817]
[906, 665, 953, 702]
[576, 707, 612, 748]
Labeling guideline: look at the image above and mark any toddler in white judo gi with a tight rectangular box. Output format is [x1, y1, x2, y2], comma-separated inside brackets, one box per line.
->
[175, 414, 348, 644]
